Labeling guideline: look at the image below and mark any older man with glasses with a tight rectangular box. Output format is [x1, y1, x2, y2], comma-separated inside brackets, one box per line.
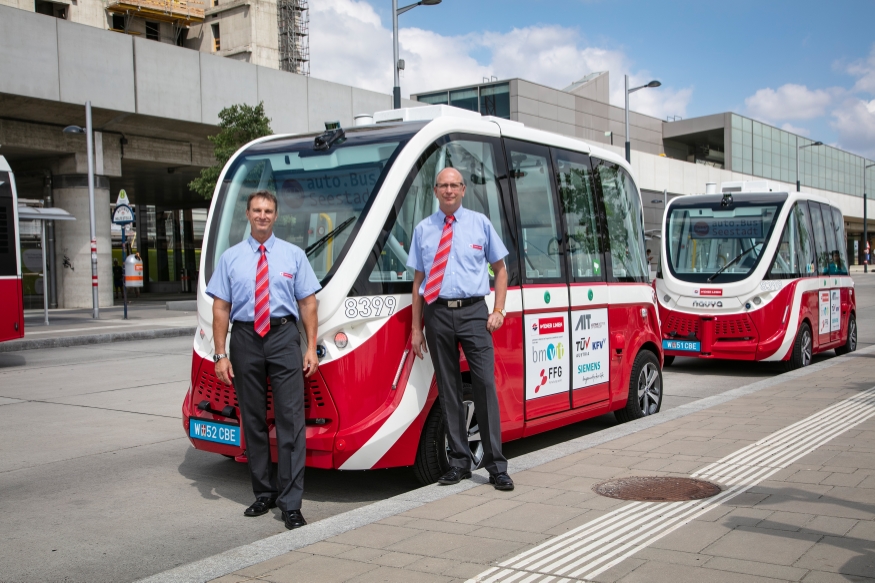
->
[407, 167, 514, 490]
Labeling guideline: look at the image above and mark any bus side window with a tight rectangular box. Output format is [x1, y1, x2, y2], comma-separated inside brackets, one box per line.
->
[830, 206, 849, 275]
[593, 160, 648, 282]
[363, 136, 516, 292]
[807, 201, 830, 275]
[793, 202, 816, 276]
[768, 213, 797, 278]
[552, 149, 604, 282]
[505, 141, 564, 282]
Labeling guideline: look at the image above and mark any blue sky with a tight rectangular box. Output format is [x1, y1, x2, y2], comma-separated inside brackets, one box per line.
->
[309, 0, 875, 158]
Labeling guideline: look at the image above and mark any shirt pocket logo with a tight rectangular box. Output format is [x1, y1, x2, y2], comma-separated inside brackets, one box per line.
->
[471, 244, 483, 250]
[281, 272, 295, 279]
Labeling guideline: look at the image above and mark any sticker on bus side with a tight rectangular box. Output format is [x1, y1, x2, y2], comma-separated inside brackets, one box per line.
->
[524, 313, 570, 400]
[571, 308, 609, 389]
[344, 296, 398, 319]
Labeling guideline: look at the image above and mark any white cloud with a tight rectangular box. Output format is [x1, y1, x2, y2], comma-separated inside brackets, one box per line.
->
[308, 0, 691, 118]
[831, 98, 875, 158]
[744, 84, 839, 122]
[847, 45, 875, 94]
[780, 122, 810, 136]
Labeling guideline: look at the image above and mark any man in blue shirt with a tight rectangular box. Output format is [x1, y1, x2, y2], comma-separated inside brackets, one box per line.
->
[206, 190, 321, 529]
[407, 167, 514, 491]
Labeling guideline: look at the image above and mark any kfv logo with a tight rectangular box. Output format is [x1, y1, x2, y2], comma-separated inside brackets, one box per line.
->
[575, 314, 591, 330]
[592, 339, 605, 350]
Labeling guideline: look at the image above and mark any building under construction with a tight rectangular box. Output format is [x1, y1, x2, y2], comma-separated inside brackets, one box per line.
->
[1, 0, 310, 74]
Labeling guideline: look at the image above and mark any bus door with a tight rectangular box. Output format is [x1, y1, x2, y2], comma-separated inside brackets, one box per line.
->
[820, 203, 846, 343]
[808, 201, 836, 347]
[551, 148, 610, 409]
[505, 139, 571, 420]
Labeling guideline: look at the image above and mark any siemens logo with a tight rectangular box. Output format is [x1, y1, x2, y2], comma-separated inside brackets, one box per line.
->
[577, 362, 601, 373]
[692, 300, 723, 308]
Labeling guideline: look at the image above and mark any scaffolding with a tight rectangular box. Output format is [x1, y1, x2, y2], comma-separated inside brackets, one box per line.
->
[106, 0, 205, 27]
[278, 0, 309, 76]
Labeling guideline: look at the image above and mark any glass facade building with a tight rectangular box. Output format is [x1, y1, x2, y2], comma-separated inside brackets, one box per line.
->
[730, 114, 875, 198]
[416, 82, 511, 119]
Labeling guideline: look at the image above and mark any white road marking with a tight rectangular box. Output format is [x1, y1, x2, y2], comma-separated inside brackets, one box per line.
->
[467, 386, 875, 583]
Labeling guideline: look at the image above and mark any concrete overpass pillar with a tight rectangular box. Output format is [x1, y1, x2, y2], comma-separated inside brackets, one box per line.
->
[52, 175, 113, 309]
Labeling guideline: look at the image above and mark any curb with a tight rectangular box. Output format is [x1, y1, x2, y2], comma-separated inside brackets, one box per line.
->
[135, 345, 875, 583]
[0, 326, 197, 353]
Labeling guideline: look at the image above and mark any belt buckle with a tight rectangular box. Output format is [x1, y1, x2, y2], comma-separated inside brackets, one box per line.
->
[448, 300, 462, 308]
[280, 317, 288, 325]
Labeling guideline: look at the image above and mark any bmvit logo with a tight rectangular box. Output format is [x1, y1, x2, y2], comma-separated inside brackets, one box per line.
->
[536, 317, 565, 334]
[532, 342, 565, 363]
[692, 300, 723, 308]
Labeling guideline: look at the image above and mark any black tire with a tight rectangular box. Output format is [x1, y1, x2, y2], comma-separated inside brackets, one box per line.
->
[412, 383, 481, 485]
[786, 322, 813, 371]
[835, 314, 857, 356]
[615, 350, 663, 423]
[663, 355, 675, 367]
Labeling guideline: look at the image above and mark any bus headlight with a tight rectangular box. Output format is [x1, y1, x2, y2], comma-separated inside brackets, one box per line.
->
[334, 331, 349, 349]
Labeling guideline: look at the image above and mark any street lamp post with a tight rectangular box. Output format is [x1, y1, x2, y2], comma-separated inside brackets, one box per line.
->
[796, 140, 823, 192]
[865, 162, 875, 273]
[624, 76, 661, 163]
[392, 0, 442, 109]
[63, 101, 99, 319]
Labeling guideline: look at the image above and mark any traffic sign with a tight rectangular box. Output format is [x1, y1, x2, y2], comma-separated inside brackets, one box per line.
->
[112, 189, 134, 225]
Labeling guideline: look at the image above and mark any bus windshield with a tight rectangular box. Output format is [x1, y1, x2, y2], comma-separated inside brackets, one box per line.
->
[205, 124, 421, 286]
[666, 196, 784, 283]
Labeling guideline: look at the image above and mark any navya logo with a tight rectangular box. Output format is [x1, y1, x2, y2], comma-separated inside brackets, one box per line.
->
[577, 361, 601, 373]
[692, 300, 723, 308]
[533, 342, 565, 363]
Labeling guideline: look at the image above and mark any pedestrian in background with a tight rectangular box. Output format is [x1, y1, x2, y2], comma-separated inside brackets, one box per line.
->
[207, 190, 321, 530]
[407, 167, 514, 491]
[112, 259, 123, 300]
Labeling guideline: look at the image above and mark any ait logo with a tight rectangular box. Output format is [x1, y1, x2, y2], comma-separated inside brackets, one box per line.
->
[536, 369, 548, 393]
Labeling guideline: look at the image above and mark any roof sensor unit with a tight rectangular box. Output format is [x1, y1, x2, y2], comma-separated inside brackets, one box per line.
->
[314, 121, 345, 151]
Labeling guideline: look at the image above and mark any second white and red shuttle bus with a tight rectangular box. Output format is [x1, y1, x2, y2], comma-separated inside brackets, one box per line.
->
[656, 185, 856, 369]
[183, 106, 662, 483]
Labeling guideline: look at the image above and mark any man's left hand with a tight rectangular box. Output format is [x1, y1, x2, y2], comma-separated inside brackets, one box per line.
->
[303, 348, 319, 378]
[487, 311, 504, 333]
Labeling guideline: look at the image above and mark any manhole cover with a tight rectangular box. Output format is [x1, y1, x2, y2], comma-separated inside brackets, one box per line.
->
[593, 476, 721, 501]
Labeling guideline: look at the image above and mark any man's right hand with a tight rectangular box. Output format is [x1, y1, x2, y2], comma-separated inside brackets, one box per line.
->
[215, 358, 235, 385]
[411, 327, 428, 359]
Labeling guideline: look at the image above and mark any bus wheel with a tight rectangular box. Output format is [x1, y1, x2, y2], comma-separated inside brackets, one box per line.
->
[786, 322, 813, 370]
[663, 355, 675, 367]
[615, 351, 662, 423]
[413, 383, 483, 485]
[835, 314, 857, 356]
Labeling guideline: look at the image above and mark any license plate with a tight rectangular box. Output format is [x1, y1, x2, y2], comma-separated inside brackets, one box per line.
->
[663, 339, 701, 352]
[190, 418, 241, 446]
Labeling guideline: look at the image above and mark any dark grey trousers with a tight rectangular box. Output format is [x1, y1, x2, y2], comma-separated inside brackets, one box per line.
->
[423, 300, 507, 475]
[229, 321, 306, 512]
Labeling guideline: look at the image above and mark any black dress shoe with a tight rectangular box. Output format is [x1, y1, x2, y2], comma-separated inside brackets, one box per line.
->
[489, 472, 515, 491]
[437, 467, 472, 485]
[244, 497, 276, 517]
[283, 509, 307, 530]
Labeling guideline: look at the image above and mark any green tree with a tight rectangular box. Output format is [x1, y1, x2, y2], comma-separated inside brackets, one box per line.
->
[189, 102, 273, 199]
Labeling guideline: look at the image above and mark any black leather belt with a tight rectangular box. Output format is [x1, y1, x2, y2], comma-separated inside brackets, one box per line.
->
[431, 297, 484, 309]
[233, 316, 296, 326]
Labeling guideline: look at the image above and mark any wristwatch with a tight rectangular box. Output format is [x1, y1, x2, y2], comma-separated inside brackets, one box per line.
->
[213, 353, 228, 362]
[493, 308, 506, 317]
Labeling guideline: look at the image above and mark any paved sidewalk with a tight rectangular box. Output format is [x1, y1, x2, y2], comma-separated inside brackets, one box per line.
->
[141, 346, 875, 583]
[2, 300, 198, 352]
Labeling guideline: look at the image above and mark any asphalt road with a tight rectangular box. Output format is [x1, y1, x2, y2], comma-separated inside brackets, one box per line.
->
[1, 274, 873, 583]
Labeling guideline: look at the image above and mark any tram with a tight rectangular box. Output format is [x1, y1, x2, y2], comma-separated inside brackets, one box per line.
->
[0, 156, 23, 343]
[657, 182, 856, 369]
[183, 106, 662, 483]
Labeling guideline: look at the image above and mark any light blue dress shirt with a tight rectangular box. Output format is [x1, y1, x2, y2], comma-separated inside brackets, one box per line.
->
[407, 206, 508, 299]
[206, 234, 321, 322]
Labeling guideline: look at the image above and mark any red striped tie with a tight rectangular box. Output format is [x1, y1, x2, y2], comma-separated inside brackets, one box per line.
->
[423, 215, 455, 304]
[254, 245, 270, 337]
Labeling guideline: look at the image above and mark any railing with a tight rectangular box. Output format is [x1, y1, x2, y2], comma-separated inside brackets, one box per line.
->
[106, 0, 205, 22]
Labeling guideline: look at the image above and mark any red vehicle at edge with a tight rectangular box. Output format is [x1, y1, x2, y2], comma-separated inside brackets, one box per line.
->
[0, 156, 24, 344]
